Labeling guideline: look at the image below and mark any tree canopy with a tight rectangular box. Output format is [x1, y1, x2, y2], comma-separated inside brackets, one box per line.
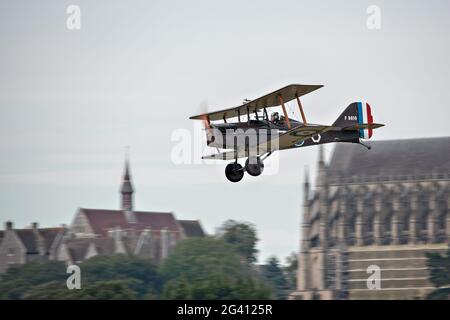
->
[426, 249, 450, 300]
[0, 261, 67, 299]
[160, 237, 271, 299]
[80, 254, 161, 298]
[0, 220, 294, 300]
[0, 238, 273, 300]
[284, 252, 298, 291]
[217, 219, 259, 264]
[261, 256, 290, 300]
[0, 255, 159, 300]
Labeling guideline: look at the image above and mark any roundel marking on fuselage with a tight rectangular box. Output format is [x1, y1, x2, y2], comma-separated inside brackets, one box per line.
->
[290, 130, 318, 137]
[312, 134, 322, 143]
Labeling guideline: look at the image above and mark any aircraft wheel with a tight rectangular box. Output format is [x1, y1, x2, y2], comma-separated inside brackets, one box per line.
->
[225, 163, 244, 183]
[245, 156, 264, 177]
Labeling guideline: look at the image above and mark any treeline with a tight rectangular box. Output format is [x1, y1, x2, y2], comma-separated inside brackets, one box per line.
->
[426, 249, 450, 300]
[0, 220, 297, 300]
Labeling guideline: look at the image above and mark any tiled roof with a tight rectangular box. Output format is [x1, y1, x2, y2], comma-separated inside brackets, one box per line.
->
[80, 208, 180, 236]
[65, 237, 117, 262]
[8, 227, 65, 255]
[178, 220, 206, 237]
[39, 227, 65, 252]
[92, 238, 115, 255]
[328, 137, 450, 180]
[82, 209, 129, 236]
[15, 230, 38, 253]
[65, 238, 91, 263]
[134, 211, 179, 232]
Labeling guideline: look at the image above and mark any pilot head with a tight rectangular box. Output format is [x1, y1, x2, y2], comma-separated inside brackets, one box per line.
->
[271, 112, 279, 122]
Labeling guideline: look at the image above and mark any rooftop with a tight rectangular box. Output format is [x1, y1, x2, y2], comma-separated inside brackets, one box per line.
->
[327, 137, 450, 184]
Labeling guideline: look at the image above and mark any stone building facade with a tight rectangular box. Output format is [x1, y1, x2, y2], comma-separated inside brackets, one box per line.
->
[0, 222, 66, 273]
[58, 208, 203, 265]
[57, 159, 205, 265]
[291, 137, 450, 300]
[0, 158, 205, 272]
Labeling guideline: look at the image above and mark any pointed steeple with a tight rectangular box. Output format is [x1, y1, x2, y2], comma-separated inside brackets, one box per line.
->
[304, 165, 310, 184]
[303, 165, 310, 203]
[318, 144, 325, 168]
[120, 148, 134, 211]
[316, 145, 328, 187]
[123, 159, 131, 181]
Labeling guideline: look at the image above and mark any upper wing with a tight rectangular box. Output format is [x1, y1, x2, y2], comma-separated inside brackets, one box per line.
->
[190, 84, 323, 121]
[202, 125, 332, 160]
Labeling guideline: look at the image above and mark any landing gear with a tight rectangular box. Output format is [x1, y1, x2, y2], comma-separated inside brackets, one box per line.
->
[225, 162, 244, 183]
[225, 154, 269, 182]
[245, 156, 264, 176]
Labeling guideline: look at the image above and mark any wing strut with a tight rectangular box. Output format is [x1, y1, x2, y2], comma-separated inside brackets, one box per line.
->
[295, 94, 308, 125]
[201, 115, 211, 129]
[277, 94, 292, 129]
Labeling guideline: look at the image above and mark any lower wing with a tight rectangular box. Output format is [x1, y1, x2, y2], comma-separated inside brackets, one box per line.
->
[202, 125, 332, 160]
[274, 125, 333, 151]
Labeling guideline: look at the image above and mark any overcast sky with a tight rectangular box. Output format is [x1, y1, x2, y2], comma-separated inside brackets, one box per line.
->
[1, 0, 449, 263]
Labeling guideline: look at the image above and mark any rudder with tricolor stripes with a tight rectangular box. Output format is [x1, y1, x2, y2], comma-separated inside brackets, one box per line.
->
[356, 102, 374, 139]
[333, 101, 376, 140]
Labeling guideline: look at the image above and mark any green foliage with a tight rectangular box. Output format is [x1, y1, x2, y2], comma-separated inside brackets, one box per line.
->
[0, 221, 278, 300]
[284, 252, 298, 291]
[22, 281, 80, 300]
[261, 256, 290, 300]
[71, 279, 138, 300]
[426, 249, 450, 287]
[160, 237, 242, 280]
[218, 220, 258, 263]
[162, 273, 271, 300]
[0, 261, 67, 299]
[160, 237, 271, 299]
[0, 240, 272, 300]
[23, 279, 138, 300]
[426, 288, 450, 300]
[0, 255, 159, 300]
[426, 249, 450, 300]
[81, 254, 161, 298]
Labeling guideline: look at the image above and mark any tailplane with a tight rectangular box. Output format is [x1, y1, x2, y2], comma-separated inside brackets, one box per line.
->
[333, 102, 384, 139]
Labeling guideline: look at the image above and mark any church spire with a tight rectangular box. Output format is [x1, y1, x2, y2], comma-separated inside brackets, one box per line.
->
[303, 165, 310, 203]
[318, 144, 325, 168]
[316, 145, 328, 187]
[120, 149, 134, 211]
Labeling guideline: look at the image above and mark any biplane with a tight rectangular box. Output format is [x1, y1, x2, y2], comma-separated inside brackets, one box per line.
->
[189, 84, 384, 182]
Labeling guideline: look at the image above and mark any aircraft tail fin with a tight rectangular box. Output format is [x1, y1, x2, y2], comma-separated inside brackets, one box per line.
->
[333, 102, 383, 139]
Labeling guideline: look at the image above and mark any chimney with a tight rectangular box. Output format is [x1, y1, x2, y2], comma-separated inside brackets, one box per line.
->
[32, 222, 39, 230]
[5, 221, 13, 230]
